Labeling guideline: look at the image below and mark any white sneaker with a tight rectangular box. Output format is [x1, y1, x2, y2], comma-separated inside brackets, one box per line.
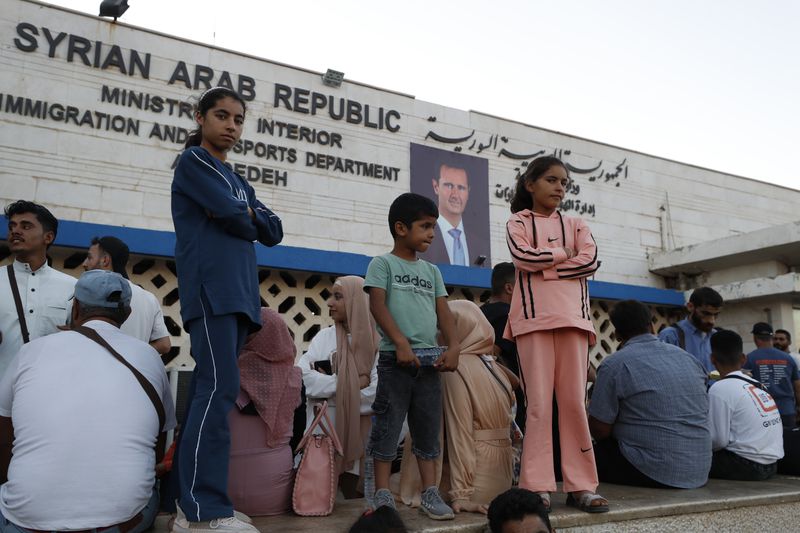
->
[175, 505, 253, 525]
[172, 515, 258, 533]
[233, 511, 253, 525]
[173, 507, 258, 533]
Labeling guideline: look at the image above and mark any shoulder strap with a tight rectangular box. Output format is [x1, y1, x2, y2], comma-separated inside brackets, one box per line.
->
[295, 400, 343, 455]
[73, 325, 166, 431]
[674, 324, 686, 350]
[478, 357, 513, 401]
[7, 265, 30, 344]
[720, 374, 766, 391]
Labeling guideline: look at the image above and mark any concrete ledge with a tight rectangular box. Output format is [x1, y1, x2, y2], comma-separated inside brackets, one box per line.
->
[560, 500, 800, 532]
[698, 272, 800, 304]
[550, 476, 800, 530]
[648, 220, 800, 276]
[153, 476, 800, 532]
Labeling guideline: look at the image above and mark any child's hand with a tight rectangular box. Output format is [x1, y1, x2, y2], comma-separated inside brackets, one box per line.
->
[435, 347, 460, 372]
[396, 343, 421, 367]
[564, 247, 577, 259]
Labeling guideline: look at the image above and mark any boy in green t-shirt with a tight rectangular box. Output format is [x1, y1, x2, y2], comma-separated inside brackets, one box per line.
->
[364, 193, 460, 520]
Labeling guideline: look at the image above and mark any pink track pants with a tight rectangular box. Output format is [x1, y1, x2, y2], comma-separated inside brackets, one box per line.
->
[516, 328, 598, 493]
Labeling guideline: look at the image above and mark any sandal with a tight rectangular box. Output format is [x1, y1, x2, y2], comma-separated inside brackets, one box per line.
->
[536, 492, 551, 513]
[566, 491, 609, 514]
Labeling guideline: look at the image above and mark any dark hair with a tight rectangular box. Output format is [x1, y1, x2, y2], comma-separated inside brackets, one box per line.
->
[610, 300, 652, 342]
[509, 156, 567, 213]
[689, 287, 723, 308]
[431, 151, 471, 183]
[776, 329, 792, 342]
[710, 329, 744, 367]
[184, 87, 247, 149]
[491, 262, 515, 295]
[75, 303, 130, 328]
[388, 193, 438, 238]
[349, 506, 407, 533]
[5, 200, 59, 246]
[91, 236, 130, 279]
[488, 488, 552, 533]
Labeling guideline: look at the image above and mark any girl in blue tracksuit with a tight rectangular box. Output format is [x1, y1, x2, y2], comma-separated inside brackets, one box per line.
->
[171, 87, 283, 530]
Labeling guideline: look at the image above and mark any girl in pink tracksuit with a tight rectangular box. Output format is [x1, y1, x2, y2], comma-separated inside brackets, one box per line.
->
[504, 156, 608, 513]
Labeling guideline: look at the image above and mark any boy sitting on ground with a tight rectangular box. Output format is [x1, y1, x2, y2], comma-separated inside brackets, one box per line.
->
[708, 330, 784, 480]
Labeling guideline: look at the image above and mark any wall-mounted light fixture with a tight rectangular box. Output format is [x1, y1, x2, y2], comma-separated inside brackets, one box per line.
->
[99, 0, 129, 21]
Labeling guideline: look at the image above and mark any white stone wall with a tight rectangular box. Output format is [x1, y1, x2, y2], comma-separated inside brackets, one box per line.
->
[2, 0, 799, 289]
[714, 298, 795, 354]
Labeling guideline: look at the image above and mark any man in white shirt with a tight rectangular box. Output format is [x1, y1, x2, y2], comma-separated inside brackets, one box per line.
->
[0, 200, 76, 378]
[0, 269, 177, 532]
[82, 235, 171, 355]
[708, 329, 783, 481]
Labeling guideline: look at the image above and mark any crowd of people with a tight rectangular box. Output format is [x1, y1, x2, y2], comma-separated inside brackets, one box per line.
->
[1, 86, 799, 533]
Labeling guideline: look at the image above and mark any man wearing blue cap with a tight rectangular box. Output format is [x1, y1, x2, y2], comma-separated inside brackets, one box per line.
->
[0, 270, 176, 533]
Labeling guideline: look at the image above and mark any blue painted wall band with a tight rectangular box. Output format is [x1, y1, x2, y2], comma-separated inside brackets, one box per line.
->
[0, 217, 685, 306]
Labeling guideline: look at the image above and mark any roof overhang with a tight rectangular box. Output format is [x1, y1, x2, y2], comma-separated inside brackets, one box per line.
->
[649, 220, 800, 276]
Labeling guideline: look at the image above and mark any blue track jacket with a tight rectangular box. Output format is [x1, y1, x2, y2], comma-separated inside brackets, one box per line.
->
[171, 146, 283, 332]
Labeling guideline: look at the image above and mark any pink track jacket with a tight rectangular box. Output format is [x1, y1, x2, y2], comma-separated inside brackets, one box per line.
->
[504, 209, 599, 342]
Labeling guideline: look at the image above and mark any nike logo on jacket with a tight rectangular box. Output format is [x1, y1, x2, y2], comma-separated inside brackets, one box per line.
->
[504, 209, 599, 342]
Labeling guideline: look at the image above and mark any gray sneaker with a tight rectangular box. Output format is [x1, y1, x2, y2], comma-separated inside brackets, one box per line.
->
[373, 488, 397, 511]
[419, 486, 454, 520]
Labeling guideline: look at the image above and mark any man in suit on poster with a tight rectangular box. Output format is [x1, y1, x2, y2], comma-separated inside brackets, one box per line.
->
[424, 162, 491, 267]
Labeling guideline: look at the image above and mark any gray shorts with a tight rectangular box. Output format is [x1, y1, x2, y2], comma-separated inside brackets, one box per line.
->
[366, 351, 442, 462]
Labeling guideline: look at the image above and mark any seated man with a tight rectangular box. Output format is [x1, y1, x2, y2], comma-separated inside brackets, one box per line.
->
[0, 270, 176, 533]
[708, 330, 783, 480]
[487, 488, 552, 533]
[588, 300, 711, 489]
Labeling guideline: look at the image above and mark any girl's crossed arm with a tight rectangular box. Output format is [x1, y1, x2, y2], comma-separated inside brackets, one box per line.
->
[176, 149, 257, 241]
[506, 218, 573, 273]
[245, 184, 283, 247]
[544, 220, 598, 281]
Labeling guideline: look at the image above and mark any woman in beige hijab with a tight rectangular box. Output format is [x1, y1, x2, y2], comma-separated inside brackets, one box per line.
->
[298, 276, 380, 496]
[398, 299, 516, 512]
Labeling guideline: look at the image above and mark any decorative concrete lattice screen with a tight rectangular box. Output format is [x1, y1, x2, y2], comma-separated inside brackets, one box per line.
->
[1, 248, 680, 369]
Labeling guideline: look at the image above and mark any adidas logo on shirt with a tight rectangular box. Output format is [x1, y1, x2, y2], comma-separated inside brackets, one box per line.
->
[393, 274, 433, 289]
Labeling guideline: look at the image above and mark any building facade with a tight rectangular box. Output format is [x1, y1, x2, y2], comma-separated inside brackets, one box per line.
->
[2, 0, 798, 364]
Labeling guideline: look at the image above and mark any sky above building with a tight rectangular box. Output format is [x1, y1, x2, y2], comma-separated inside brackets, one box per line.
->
[47, 0, 800, 190]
